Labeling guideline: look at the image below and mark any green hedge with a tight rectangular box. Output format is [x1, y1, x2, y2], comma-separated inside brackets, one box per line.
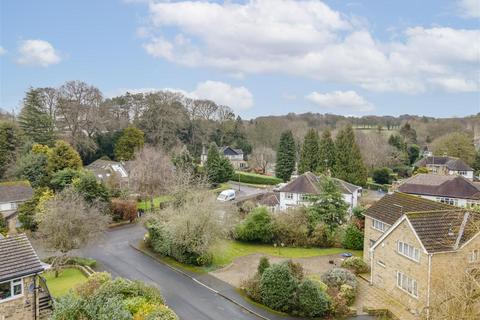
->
[234, 172, 282, 185]
[366, 181, 389, 192]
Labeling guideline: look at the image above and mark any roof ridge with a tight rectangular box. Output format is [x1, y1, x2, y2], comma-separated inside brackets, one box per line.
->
[405, 209, 463, 215]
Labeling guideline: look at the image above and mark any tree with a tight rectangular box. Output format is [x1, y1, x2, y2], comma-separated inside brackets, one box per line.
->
[114, 126, 145, 161]
[248, 146, 275, 174]
[72, 171, 110, 204]
[0, 121, 22, 178]
[15, 152, 50, 188]
[129, 146, 175, 210]
[205, 143, 234, 184]
[308, 176, 348, 231]
[235, 207, 273, 243]
[47, 140, 83, 173]
[388, 134, 405, 150]
[399, 122, 417, 144]
[37, 188, 110, 272]
[333, 125, 367, 186]
[372, 167, 393, 185]
[317, 129, 335, 173]
[431, 132, 476, 165]
[298, 129, 320, 174]
[275, 131, 296, 182]
[50, 168, 83, 191]
[18, 88, 56, 146]
[406, 144, 420, 165]
[473, 150, 480, 175]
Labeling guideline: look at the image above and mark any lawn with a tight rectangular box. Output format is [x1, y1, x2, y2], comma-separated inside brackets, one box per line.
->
[141, 239, 362, 273]
[137, 195, 172, 210]
[44, 268, 88, 298]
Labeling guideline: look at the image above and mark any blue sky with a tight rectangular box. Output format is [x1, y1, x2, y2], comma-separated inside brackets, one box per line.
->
[1, 0, 479, 119]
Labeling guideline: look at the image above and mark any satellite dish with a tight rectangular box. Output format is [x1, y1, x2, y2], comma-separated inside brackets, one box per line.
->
[28, 282, 35, 293]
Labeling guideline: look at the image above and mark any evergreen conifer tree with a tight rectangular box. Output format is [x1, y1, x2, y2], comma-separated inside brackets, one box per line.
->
[206, 144, 234, 183]
[317, 129, 336, 173]
[275, 130, 296, 182]
[18, 89, 56, 146]
[298, 129, 320, 174]
[333, 125, 367, 186]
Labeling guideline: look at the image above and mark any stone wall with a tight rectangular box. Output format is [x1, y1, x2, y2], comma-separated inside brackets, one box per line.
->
[0, 276, 37, 320]
[363, 216, 386, 262]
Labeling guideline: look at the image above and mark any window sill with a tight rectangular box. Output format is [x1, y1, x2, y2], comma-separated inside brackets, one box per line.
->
[0, 294, 24, 304]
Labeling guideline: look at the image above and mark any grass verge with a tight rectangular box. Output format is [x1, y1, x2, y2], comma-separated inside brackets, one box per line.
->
[137, 195, 172, 210]
[44, 268, 88, 298]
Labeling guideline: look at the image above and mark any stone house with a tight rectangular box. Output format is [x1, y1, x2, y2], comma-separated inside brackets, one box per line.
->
[396, 174, 480, 208]
[0, 182, 33, 232]
[362, 192, 453, 262]
[201, 146, 247, 169]
[0, 234, 51, 320]
[369, 208, 480, 318]
[278, 172, 361, 211]
[414, 156, 474, 180]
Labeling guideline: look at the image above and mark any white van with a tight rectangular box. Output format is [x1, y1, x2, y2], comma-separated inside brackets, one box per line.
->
[217, 189, 236, 201]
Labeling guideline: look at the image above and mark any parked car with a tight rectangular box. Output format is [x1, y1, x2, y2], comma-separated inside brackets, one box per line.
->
[217, 189, 236, 201]
[273, 183, 287, 192]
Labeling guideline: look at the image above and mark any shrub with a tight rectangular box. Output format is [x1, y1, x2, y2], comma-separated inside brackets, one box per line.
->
[341, 257, 369, 274]
[51, 293, 84, 320]
[111, 198, 137, 222]
[0, 215, 7, 234]
[76, 272, 112, 298]
[242, 273, 262, 303]
[285, 260, 304, 282]
[339, 284, 356, 305]
[124, 296, 149, 314]
[144, 305, 179, 320]
[321, 268, 357, 291]
[82, 294, 131, 320]
[235, 207, 273, 243]
[308, 222, 336, 247]
[308, 275, 328, 292]
[257, 256, 270, 275]
[260, 263, 298, 312]
[342, 224, 364, 250]
[296, 279, 331, 317]
[329, 292, 350, 317]
[272, 208, 310, 247]
[50, 168, 82, 191]
[234, 171, 282, 185]
[372, 167, 393, 184]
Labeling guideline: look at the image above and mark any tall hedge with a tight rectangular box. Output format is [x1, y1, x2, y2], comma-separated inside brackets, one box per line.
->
[260, 263, 298, 312]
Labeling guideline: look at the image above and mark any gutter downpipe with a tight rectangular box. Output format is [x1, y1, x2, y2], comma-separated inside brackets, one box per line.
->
[426, 254, 432, 320]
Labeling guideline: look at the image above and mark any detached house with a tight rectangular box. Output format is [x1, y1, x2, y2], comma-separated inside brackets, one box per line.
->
[397, 174, 480, 207]
[278, 172, 361, 211]
[414, 156, 474, 180]
[85, 159, 129, 185]
[369, 209, 480, 318]
[201, 146, 247, 169]
[0, 182, 33, 231]
[0, 234, 52, 319]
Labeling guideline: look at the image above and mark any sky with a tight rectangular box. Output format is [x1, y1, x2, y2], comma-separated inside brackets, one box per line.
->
[0, 0, 479, 119]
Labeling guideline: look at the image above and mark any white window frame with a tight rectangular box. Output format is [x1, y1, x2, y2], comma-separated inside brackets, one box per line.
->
[299, 194, 309, 201]
[435, 197, 458, 206]
[397, 241, 420, 262]
[372, 219, 389, 232]
[396, 271, 418, 298]
[285, 193, 294, 200]
[469, 249, 479, 263]
[0, 278, 23, 303]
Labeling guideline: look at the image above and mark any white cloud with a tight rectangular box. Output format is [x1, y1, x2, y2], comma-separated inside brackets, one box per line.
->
[458, 0, 480, 18]
[306, 90, 374, 112]
[0, 46, 6, 56]
[16, 40, 61, 67]
[109, 81, 254, 111]
[190, 81, 253, 110]
[138, 0, 479, 94]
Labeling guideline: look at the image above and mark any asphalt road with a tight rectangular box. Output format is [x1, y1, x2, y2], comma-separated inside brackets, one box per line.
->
[82, 225, 261, 320]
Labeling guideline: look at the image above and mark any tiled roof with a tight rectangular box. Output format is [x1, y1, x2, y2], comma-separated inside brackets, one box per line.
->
[0, 234, 44, 281]
[397, 174, 480, 200]
[220, 146, 243, 156]
[0, 182, 33, 203]
[406, 210, 480, 253]
[257, 192, 280, 207]
[414, 156, 473, 171]
[364, 192, 454, 225]
[279, 172, 360, 195]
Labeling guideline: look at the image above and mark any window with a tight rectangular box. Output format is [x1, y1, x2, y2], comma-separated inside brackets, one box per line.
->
[372, 219, 389, 232]
[470, 249, 479, 263]
[285, 193, 294, 200]
[458, 170, 468, 176]
[397, 241, 420, 262]
[299, 194, 309, 201]
[435, 197, 458, 206]
[396, 271, 418, 298]
[467, 200, 480, 208]
[0, 278, 23, 302]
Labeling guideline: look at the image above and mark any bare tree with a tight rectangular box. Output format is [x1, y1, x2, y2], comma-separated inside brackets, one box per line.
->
[37, 188, 110, 274]
[249, 146, 276, 173]
[129, 146, 176, 210]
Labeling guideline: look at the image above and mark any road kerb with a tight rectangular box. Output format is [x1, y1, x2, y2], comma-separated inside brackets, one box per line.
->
[129, 243, 272, 320]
